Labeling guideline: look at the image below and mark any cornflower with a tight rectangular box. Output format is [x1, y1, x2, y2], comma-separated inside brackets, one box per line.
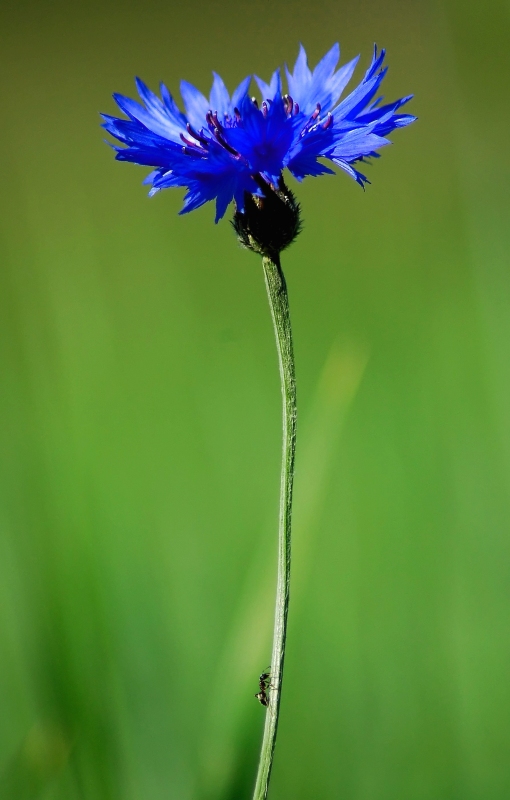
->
[102, 43, 415, 228]
[102, 41, 415, 800]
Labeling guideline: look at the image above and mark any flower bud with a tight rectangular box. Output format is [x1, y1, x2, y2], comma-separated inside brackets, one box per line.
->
[232, 178, 301, 259]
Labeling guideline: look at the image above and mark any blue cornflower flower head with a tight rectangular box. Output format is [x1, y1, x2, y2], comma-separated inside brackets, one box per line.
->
[102, 42, 415, 255]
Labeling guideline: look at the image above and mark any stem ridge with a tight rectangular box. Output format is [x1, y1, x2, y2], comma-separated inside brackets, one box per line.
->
[253, 255, 297, 800]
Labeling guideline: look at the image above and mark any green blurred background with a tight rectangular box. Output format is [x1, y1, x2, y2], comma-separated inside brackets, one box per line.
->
[1, 0, 509, 797]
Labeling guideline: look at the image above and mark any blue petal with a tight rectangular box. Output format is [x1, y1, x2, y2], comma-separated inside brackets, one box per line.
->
[231, 75, 252, 110]
[254, 68, 281, 102]
[143, 169, 159, 185]
[287, 152, 335, 179]
[209, 72, 231, 116]
[180, 186, 210, 214]
[285, 44, 360, 115]
[180, 80, 209, 129]
[320, 55, 359, 109]
[329, 129, 390, 160]
[233, 182, 247, 213]
[332, 159, 370, 186]
[215, 177, 237, 222]
[333, 67, 387, 121]
[356, 95, 411, 125]
[310, 43, 340, 87]
[286, 44, 312, 100]
[160, 82, 188, 124]
[367, 45, 386, 79]
[393, 114, 416, 127]
[135, 78, 187, 140]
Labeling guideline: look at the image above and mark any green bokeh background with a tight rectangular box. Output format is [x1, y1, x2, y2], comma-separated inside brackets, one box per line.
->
[1, 0, 509, 797]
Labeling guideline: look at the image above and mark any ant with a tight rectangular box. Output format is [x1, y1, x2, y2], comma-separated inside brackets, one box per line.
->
[255, 666, 275, 708]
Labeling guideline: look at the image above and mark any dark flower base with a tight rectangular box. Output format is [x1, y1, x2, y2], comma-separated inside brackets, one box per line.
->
[232, 178, 302, 259]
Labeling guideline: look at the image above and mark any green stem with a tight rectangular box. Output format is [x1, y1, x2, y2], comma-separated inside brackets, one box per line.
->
[253, 254, 297, 800]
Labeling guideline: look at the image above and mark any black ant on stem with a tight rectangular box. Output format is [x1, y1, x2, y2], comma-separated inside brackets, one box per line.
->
[255, 667, 275, 708]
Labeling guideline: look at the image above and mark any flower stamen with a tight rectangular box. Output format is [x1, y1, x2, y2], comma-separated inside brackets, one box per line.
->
[179, 133, 205, 150]
[212, 127, 240, 156]
[186, 123, 210, 148]
[180, 145, 205, 158]
[300, 103, 323, 137]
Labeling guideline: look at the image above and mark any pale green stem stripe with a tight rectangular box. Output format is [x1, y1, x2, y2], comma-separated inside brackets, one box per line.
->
[253, 255, 297, 800]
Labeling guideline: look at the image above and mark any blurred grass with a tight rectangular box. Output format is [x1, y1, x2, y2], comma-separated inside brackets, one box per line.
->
[1, 0, 510, 798]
